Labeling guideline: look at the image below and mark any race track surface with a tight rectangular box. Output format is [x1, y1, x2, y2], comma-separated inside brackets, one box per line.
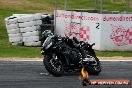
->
[0, 61, 131, 88]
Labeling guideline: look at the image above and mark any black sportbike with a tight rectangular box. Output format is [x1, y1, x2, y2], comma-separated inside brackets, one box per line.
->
[41, 30, 101, 76]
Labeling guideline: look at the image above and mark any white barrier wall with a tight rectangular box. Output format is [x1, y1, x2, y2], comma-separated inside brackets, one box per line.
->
[101, 14, 132, 51]
[55, 10, 132, 51]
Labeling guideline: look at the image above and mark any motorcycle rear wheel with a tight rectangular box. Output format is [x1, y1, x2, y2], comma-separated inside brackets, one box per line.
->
[43, 54, 64, 77]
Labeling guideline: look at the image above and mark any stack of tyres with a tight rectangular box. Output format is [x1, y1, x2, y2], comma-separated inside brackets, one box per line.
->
[18, 13, 42, 46]
[5, 16, 23, 45]
[5, 13, 53, 47]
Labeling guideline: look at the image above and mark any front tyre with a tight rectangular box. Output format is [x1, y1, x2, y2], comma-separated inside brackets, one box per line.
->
[43, 54, 64, 77]
[85, 56, 101, 75]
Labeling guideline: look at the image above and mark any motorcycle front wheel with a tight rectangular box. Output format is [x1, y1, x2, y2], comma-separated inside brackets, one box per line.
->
[43, 54, 64, 77]
[85, 56, 101, 75]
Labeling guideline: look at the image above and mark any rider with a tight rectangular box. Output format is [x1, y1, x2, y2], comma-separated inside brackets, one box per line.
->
[65, 36, 80, 49]
[41, 30, 81, 51]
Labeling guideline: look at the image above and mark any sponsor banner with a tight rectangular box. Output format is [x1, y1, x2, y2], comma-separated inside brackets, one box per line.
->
[101, 14, 132, 51]
[55, 10, 132, 51]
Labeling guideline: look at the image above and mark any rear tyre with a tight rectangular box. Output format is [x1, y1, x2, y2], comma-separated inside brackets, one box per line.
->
[43, 54, 64, 77]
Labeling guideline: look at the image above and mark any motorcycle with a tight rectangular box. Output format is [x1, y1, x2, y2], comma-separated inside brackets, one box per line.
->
[41, 30, 101, 76]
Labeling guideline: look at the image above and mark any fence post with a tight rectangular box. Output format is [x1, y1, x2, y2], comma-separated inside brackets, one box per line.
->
[126, 0, 130, 13]
[54, 0, 57, 33]
[94, 0, 97, 10]
[100, 0, 103, 13]
[64, 0, 67, 10]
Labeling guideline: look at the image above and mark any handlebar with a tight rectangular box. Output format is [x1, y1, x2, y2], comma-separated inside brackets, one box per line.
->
[91, 43, 95, 47]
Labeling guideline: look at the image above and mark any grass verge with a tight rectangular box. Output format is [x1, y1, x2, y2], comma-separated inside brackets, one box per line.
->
[96, 51, 132, 57]
[0, 45, 41, 58]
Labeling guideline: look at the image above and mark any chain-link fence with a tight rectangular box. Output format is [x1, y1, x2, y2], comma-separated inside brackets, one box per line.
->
[54, 0, 132, 14]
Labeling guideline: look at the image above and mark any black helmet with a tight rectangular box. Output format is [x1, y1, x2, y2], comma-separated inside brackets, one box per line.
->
[42, 30, 53, 39]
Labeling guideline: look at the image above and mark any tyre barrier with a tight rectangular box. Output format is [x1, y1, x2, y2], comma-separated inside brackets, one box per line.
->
[24, 41, 41, 46]
[9, 37, 22, 43]
[7, 28, 20, 34]
[20, 26, 40, 33]
[33, 13, 42, 20]
[41, 14, 48, 19]
[5, 17, 18, 25]
[22, 31, 40, 37]
[19, 21, 37, 28]
[23, 36, 40, 42]
[36, 20, 42, 25]
[5, 13, 51, 46]
[6, 23, 19, 30]
[13, 14, 33, 17]
[12, 42, 23, 45]
[8, 33, 22, 38]
[17, 15, 34, 23]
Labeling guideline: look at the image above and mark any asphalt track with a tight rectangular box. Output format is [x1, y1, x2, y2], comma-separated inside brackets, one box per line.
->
[0, 61, 132, 88]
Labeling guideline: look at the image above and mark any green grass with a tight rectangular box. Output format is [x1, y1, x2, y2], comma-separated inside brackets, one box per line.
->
[96, 51, 132, 57]
[0, 45, 41, 58]
[0, 0, 132, 58]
